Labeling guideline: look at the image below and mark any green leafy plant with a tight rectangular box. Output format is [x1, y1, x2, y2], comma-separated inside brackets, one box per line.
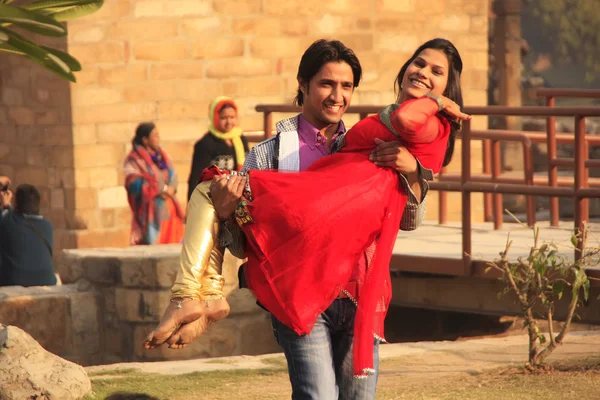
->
[486, 216, 599, 369]
[0, 0, 104, 82]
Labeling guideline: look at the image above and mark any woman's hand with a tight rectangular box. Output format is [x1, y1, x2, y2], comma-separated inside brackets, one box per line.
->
[439, 95, 471, 121]
[162, 184, 176, 198]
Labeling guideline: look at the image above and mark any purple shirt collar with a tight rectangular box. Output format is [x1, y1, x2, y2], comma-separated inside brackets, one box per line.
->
[297, 114, 346, 151]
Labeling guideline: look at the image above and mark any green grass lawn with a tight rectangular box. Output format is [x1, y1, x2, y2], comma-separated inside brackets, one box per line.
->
[86, 355, 600, 400]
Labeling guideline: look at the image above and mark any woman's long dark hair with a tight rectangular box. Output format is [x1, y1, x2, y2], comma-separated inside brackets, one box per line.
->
[394, 38, 463, 166]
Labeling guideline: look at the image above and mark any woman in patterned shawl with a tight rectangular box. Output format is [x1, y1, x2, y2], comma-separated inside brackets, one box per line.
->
[124, 122, 185, 245]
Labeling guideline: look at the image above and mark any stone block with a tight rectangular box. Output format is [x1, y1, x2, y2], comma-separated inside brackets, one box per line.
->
[281, 19, 308, 36]
[447, 0, 487, 15]
[50, 189, 65, 209]
[2, 87, 24, 105]
[226, 289, 266, 316]
[71, 87, 123, 107]
[336, 34, 373, 52]
[69, 24, 105, 43]
[15, 167, 48, 187]
[250, 37, 309, 58]
[87, 0, 132, 19]
[119, 255, 179, 289]
[150, 120, 205, 140]
[115, 288, 171, 322]
[213, 0, 260, 14]
[124, 83, 179, 102]
[206, 58, 273, 78]
[150, 63, 204, 80]
[171, 0, 213, 16]
[69, 292, 101, 358]
[194, 38, 244, 59]
[8, 107, 34, 125]
[25, 146, 51, 167]
[109, 20, 179, 41]
[88, 167, 119, 188]
[64, 188, 97, 210]
[174, 80, 222, 101]
[376, 34, 419, 53]
[322, 0, 371, 14]
[74, 144, 123, 168]
[75, 228, 130, 249]
[264, 0, 322, 16]
[68, 42, 125, 65]
[158, 100, 210, 120]
[35, 109, 60, 125]
[179, 16, 223, 38]
[101, 209, 116, 228]
[439, 15, 471, 33]
[72, 102, 157, 124]
[160, 140, 195, 162]
[96, 122, 137, 144]
[375, 0, 416, 13]
[239, 314, 280, 355]
[72, 124, 97, 145]
[133, 41, 189, 61]
[237, 77, 283, 97]
[99, 65, 148, 85]
[0, 295, 71, 355]
[97, 186, 129, 209]
[231, 18, 280, 36]
[81, 256, 121, 285]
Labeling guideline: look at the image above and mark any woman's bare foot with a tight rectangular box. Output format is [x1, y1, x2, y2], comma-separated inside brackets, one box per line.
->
[166, 298, 231, 349]
[143, 299, 204, 349]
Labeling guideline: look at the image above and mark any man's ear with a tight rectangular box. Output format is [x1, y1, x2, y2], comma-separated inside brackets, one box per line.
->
[298, 78, 308, 95]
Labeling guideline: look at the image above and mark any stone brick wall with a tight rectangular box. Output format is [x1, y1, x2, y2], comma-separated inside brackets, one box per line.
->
[0, 245, 279, 366]
[0, 0, 489, 252]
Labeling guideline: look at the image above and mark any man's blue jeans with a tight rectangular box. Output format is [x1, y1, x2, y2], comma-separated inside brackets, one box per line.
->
[271, 298, 379, 400]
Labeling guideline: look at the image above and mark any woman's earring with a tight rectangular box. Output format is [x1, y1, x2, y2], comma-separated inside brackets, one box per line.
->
[400, 84, 403, 90]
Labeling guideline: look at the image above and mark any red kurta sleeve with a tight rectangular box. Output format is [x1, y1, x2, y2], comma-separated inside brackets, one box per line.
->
[390, 97, 442, 144]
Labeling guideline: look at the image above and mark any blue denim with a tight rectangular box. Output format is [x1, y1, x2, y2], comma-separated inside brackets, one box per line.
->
[271, 298, 379, 400]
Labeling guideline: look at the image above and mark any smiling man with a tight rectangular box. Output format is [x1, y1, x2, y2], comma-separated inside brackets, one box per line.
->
[210, 39, 434, 399]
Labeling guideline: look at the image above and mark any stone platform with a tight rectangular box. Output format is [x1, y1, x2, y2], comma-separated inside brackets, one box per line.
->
[0, 245, 280, 366]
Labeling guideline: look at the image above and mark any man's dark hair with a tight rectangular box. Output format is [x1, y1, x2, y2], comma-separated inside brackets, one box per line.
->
[294, 39, 362, 106]
[15, 184, 41, 215]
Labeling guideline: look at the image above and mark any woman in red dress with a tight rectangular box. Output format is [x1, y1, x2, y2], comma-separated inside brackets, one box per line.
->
[239, 38, 470, 377]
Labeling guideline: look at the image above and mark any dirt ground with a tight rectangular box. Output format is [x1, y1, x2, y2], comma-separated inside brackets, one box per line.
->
[86, 330, 600, 400]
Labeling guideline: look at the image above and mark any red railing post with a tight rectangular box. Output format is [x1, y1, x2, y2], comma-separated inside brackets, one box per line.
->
[439, 167, 448, 224]
[263, 111, 273, 139]
[461, 119, 472, 275]
[483, 140, 493, 222]
[522, 139, 536, 226]
[574, 115, 588, 261]
[546, 96, 559, 226]
[491, 139, 503, 229]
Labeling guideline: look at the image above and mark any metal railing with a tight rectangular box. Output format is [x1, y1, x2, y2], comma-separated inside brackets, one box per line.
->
[251, 103, 600, 268]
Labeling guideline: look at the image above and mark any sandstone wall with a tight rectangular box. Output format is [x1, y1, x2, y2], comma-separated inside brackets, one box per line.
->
[0, 0, 489, 252]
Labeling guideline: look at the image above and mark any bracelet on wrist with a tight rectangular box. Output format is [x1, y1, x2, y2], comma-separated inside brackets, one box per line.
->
[424, 93, 444, 113]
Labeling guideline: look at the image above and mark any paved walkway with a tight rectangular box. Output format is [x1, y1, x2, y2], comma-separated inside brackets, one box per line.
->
[394, 221, 600, 264]
[86, 331, 600, 378]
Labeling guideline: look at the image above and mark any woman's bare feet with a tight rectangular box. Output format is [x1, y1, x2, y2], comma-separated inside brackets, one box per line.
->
[165, 298, 231, 349]
[143, 299, 204, 349]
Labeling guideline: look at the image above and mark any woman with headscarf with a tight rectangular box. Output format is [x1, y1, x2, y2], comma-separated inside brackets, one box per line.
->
[187, 96, 249, 200]
[124, 122, 185, 245]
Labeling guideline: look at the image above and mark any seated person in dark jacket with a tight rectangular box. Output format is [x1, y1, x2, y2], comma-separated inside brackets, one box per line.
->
[0, 182, 57, 287]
